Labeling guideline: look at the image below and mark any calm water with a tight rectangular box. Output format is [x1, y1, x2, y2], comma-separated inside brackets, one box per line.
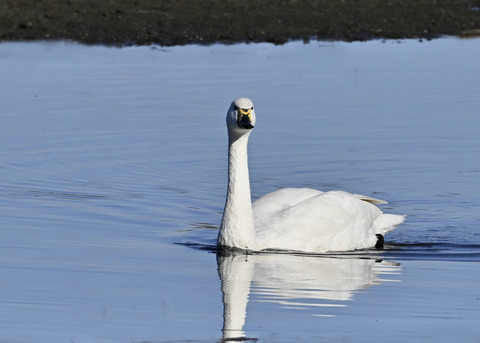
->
[1, 38, 479, 342]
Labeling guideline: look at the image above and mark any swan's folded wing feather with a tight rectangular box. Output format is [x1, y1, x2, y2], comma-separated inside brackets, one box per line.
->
[353, 194, 388, 205]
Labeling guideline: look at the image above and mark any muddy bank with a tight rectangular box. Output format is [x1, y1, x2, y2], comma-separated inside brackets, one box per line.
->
[1, 0, 480, 46]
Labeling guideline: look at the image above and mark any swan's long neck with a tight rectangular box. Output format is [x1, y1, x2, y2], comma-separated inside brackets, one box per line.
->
[218, 132, 255, 249]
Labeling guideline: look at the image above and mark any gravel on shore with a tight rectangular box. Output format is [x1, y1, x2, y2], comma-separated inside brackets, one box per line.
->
[1, 0, 480, 46]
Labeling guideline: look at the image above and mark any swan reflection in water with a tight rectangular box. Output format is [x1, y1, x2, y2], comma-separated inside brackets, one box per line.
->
[217, 249, 401, 341]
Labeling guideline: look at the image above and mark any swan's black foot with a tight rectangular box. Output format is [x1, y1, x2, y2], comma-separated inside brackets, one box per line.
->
[375, 234, 385, 249]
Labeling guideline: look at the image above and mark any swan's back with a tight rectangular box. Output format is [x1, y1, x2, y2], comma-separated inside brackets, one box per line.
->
[252, 188, 404, 253]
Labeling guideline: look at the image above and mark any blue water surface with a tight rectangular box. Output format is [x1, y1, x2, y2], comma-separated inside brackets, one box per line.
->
[0, 38, 479, 342]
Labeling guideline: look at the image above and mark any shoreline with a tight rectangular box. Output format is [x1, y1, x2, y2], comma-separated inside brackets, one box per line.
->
[1, 1, 479, 46]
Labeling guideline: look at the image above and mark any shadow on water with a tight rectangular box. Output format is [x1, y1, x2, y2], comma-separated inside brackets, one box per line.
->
[179, 221, 480, 263]
[178, 237, 480, 263]
[384, 242, 480, 262]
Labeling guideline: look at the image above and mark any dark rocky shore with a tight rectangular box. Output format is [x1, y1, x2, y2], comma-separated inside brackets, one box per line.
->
[1, 0, 480, 46]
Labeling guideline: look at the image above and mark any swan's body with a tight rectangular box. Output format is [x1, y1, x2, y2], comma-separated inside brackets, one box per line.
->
[218, 98, 405, 253]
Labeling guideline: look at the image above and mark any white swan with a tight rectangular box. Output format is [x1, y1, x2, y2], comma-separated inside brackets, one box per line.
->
[218, 97, 405, 253]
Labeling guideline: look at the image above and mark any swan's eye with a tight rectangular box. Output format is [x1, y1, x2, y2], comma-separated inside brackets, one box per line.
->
[251, 106, 254, 110]
[234, 105, 239, 110]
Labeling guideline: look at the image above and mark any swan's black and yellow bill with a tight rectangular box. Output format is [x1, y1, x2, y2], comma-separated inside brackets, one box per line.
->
[236, 107, 254, 130]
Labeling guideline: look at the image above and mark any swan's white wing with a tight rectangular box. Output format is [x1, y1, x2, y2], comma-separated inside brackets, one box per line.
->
[253, 189, 403, 253]
[253, 188, 323, 217]
[253, 188, 323, 238]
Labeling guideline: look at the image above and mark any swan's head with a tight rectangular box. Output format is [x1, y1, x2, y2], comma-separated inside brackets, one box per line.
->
[226, 98, 256, 135]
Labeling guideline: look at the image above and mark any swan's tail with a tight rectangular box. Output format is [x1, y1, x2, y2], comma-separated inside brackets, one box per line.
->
[374, 214, 406, 236]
